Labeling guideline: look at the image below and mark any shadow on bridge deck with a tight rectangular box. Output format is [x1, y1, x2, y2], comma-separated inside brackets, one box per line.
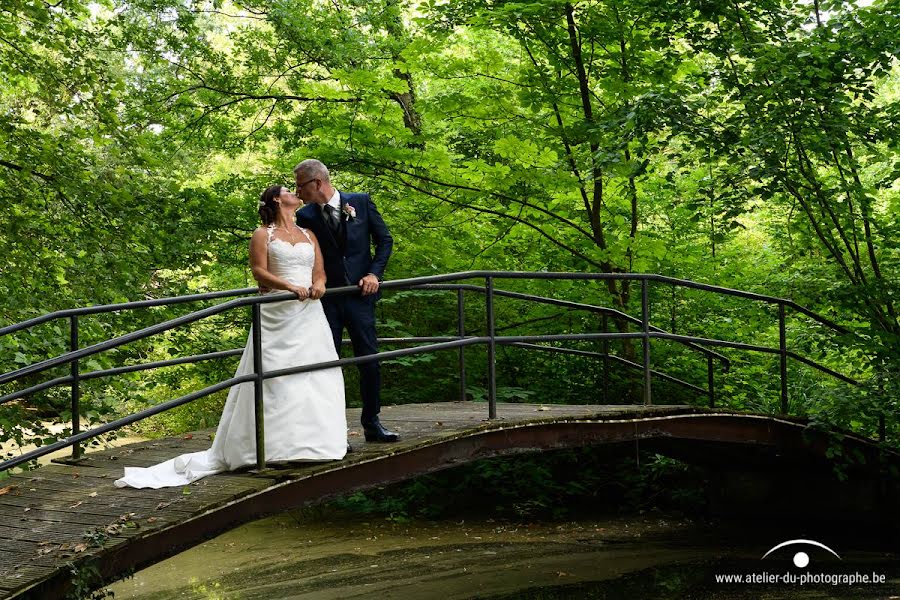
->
[0, 402, 895, 599]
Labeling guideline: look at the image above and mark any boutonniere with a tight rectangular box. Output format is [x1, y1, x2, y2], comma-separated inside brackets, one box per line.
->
[342, 204, 356, 220]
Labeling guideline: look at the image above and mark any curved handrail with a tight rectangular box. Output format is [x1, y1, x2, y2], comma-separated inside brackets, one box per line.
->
[0, 337, 489, 471]
[2, 274, 743, 388]
[0, 288, 258, 337]
[0, 281, 727, 405]
[0, 271, 853, 338]
[0, 289, 325, 387]
[0, 271, 863, 472]
[414, 283, 732, 368]
[0, 271, 859, 399]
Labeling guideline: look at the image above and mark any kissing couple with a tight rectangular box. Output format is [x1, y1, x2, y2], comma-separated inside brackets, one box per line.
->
[116, 159, 397, 489]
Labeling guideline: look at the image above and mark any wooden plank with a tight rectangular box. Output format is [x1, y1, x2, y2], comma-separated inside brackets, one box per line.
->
[0, 544, 108, 571]
[0, 493, 201, 519]
[0, 550, 27, 568]
[6, 473, 119, 491]
[0, 523, 175, 592]
[7, 471, 268, 498]
[5, 476, 183, 495]
[0, 504, 166, 528]
[0, 565, 57, 590]
[0, 493, 194, 518]
[0, 507, 191, 542]
[85, 448, 217, 468]
[0, 493, 235, 536]
[0, 492, 198, 514]
[3, 483, 267, 522]
[0, 521, 145, 548]
[0, 530, 87, 547]
[24, 464, 143, 479]
[0, 539, 46, 555]
[0, 518, 120, 539]
[0, 487, 166, 508]
[19, 465, 268, 493]
[0, 523, 179, 573]
[0, 542, 71, 565]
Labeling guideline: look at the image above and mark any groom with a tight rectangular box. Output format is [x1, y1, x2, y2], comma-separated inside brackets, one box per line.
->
[294, 159, 399, 443]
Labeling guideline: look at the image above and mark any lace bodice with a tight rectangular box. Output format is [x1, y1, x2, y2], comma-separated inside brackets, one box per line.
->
[266, 226, 315, 288]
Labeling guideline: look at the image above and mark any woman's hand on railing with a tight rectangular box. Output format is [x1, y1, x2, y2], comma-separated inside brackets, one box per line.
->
[287, 284, 309, 300]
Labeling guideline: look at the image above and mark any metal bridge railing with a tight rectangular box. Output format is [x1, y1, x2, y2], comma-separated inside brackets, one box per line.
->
[0, 271, 860, 472]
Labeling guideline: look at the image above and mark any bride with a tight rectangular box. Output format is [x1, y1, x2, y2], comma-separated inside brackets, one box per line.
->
[115, 185, 347, 489]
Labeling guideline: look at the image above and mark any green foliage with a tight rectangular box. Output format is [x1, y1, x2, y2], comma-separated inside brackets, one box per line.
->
[1, 0, 898, 456]
[64, 559, 114, 600]
[331, 449, 707, 521]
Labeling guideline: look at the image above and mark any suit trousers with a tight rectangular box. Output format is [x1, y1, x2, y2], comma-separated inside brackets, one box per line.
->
[321, 294, 381, 425]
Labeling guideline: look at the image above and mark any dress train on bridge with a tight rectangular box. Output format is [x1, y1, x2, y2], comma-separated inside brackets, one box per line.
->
[115, 234, 347, 489]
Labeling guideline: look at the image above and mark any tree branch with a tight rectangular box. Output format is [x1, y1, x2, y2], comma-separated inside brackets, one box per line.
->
[384, 172, 607, 270]
[355, 159, 598, 243]
[0, 160, 54, 182]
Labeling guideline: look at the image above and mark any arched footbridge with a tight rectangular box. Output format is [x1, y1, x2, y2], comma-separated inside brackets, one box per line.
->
[1, 402, 896, 599]
[0, 272, 895, 598]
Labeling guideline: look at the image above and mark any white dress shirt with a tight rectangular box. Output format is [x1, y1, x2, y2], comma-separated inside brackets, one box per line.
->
[325, 189, 340, 212]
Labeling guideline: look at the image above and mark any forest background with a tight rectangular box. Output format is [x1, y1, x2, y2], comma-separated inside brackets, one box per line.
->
[1, 0, 898, 461]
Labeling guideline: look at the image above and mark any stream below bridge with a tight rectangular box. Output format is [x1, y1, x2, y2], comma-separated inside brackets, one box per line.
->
[106, 509, 899, 599]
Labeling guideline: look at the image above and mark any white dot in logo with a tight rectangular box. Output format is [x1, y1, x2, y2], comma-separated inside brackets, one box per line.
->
[793, 552, 810, 568]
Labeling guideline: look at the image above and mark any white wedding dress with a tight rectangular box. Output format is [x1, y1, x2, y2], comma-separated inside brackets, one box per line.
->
[115, 226, 347, 489]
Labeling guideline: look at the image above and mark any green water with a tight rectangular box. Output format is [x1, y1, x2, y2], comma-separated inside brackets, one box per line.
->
[106, 510, 899, 599]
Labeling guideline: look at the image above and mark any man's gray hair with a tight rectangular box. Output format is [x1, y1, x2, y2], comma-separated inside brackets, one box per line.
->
[293, 159, 330, 182]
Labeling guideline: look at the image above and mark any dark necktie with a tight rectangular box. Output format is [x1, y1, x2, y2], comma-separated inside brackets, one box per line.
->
[323, 204, 340, 234]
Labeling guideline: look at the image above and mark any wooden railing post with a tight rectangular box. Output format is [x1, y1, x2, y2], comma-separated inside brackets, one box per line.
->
[458, 288, 466, 402]
[251, 303, 266, 470]
[778, 303, 788, 414]
[641, 279, 652, 406]
[486, 277, 497, 419]
[70, 315, 81, 460]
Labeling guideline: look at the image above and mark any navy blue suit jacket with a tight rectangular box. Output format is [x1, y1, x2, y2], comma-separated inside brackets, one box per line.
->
[296, 191, 393, 289]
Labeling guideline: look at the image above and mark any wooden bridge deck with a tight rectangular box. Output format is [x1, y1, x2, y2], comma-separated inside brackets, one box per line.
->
[0, 401, 888, 599]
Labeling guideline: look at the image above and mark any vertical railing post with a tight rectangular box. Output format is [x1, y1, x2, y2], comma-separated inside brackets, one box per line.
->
[707, 355, 715, 408]
[486, 277, 497, 419]
[778, 303, 788, 414]
[69, 315, 81, 460]
[251, 303, 266, 470]
[878, 378, 886, 443]
[641, 279, 652, 406]
[601, 313, 609, 405]
[457, 288, 466, 402]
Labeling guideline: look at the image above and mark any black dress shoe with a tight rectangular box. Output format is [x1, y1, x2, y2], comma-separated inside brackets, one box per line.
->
[363, 420, 399, 443]
[346, 442, 353, 454]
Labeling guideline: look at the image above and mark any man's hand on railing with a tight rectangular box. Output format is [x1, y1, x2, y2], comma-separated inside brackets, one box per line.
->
[309, 280, 326, 300]
[359, 273, 380, 296]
